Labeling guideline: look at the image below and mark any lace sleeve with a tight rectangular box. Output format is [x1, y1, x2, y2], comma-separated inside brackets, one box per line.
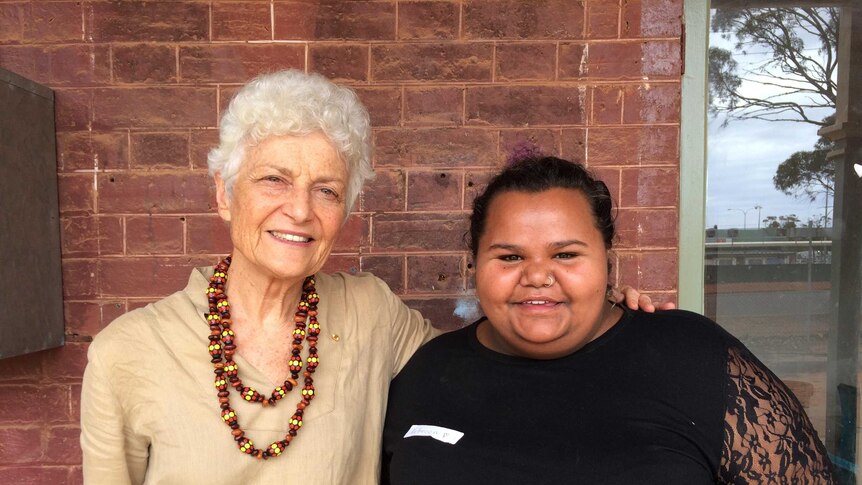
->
[719, 345, 835, 484]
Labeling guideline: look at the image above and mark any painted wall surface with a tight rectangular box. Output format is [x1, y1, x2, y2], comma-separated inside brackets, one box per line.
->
[0, 0, 682, 480]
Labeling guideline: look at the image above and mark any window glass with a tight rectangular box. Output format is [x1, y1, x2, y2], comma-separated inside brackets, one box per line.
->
[706, 4, 861, 481]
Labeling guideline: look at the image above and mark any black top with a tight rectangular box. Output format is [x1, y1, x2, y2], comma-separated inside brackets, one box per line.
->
[382, 309, 834, 484]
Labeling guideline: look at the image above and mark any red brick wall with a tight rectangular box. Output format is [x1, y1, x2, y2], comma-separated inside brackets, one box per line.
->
[0, 0, 682, 481]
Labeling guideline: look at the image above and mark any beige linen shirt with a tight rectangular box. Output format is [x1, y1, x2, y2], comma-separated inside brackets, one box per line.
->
[81, 267, 438, 485]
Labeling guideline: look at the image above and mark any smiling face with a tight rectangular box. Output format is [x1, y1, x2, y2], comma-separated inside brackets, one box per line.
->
[215, 132, 348, 282]
[474, 188, 620, 359]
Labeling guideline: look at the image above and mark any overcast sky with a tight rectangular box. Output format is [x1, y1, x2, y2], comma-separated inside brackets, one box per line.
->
[706, 16, 835, 230]
[707, 113, 831, 229]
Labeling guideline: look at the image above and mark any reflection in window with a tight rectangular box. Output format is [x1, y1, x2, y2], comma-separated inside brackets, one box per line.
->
[706, 3, 861, 482]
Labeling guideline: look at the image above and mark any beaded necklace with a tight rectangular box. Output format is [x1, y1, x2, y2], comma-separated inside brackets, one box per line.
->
[206, 256, 320, 459]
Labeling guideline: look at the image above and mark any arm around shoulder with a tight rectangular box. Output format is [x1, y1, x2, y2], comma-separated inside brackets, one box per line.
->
[368, 275, 441, 378]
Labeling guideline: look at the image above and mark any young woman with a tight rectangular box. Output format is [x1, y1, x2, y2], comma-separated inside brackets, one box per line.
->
[382, 156, 834, 484]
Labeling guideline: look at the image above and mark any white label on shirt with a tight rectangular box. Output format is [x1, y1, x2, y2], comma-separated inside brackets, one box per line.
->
[404, 425, 464, 445]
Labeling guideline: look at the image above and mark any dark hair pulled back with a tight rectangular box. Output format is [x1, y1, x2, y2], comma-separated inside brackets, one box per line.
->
[468, 156, 615, 258]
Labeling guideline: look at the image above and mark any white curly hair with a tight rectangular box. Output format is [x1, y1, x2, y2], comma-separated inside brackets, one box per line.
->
[207, 70, 374, 213]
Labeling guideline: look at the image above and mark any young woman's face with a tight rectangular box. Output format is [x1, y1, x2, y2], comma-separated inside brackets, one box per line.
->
[474, 188, 618, 359]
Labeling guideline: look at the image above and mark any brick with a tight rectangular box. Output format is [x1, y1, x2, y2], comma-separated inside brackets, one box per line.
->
[333, 214, 370, 252]
[0, 385, 71, 423]
[407, 255, 465, 293]
[87, 1, 208, 42]
[464, 0, 585, 40]
[69, 383, 82, 421]
[127, 300, 155, 312]
[68, 466, 84, 485]
[101, 302, 127, 327]
[57, 174, 94, 215]
[0, 466, 75, 484]
[398, 1, 459, 40]
[61, 216, 99, 257]
[372, 212, 469, 252]
[404, 87, 462, 127]
[592, 85, 623, 125]
[112, 44, 177, 84]
[375, 128, 497, 168]
[0, 45, 47, 83]
[126, 216, 185, 255]
[43, 426, 82, 464]
[64, 302, 104, 338]
[560, 128, 586, 162]
[42, 343, 89, 381]
[92, 87, 216, 129]
[54, 89, 91, 131]
[219, 85, 241, 115]
[130, 133, 190, 169]
[309, 45, 369, 82]
[353, 87, 401, 127]
[372, 43, 493, 82]
[274, 0, 395, 41]
[186, 215, 231, 255]
[23, 1, 82, 42]
[500, 129, 560, 162]
[591, 167, 621, 206]
[361, 169, 405, 212]
[402, 297, 470, 331]
[0, 45, 109, 85]
[587, 126, 678, 166]
[557, 42, 587, 79]
[99, 257, 212, 298]
[98, 172, 216, 214]
[46, 45, 111, 85]
[622, 0, 682, 38]
[56, 132, 128, 172]
[0, 3, 23, 43]
[360, 255, 404, 293]
[0, 351, 43, 382]
[213, 1, 272, 40]
[495, 43, 556, 81]
[190, 130, 220, 170]
[180, 45, 304, 83]
[616, 250, 678, 292]
[620, 167, 679, 207]
[586, 40, 681, 80]
[466, 86, 586, 126]
[586, 0, 619, 39]
[0, 427, 42, 464]
[407, 171, 463, 211]
[615, 209, 678, 248]
[622, 83, 680, 123]
[62, 259, 98, 299]
[98, 216, 126, 256]
[465, 171, 496, 210]
[320, 255, 359, 275]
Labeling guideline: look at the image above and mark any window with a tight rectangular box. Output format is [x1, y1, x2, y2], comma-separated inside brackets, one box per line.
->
[682, 1, 862, 480]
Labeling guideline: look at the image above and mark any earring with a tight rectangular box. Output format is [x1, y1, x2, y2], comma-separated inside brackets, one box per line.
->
[543, 274, 555, 287]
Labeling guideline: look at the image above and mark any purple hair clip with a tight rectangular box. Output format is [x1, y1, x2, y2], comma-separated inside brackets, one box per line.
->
[505, 141, 544, 167]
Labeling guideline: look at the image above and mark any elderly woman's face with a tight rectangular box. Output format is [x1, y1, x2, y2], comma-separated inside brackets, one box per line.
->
[474, 188, 615, 359]
[216, 132, 348, 281]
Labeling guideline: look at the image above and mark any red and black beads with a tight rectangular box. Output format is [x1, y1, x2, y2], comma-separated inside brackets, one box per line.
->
[206, 256, 320, 459]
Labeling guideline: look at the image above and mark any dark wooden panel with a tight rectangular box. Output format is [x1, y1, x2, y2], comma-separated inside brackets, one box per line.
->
[0, 68, 65, 359]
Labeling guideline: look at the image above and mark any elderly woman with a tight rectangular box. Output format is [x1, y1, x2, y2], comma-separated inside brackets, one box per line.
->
[382, 156, 835, 484]
[80, 71, 660, 484]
